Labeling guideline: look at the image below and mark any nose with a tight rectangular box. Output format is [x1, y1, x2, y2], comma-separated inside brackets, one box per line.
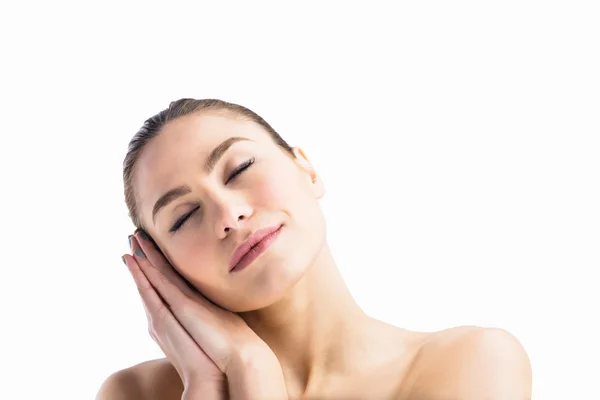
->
[212, 192, 253, 239]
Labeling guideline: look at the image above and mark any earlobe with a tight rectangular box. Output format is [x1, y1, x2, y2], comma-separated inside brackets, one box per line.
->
[313, 174, 325, 199]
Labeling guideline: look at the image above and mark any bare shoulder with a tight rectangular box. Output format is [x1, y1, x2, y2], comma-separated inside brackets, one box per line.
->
[96, 358, 183, 400]
[406, 325, 532, 399]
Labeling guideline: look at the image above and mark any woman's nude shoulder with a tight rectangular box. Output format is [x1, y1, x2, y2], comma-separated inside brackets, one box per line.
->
[96, 358, 183, 400]
[96, 325, 529, 400]
[95, 327, 426, 400]
[400, 325, 531, 399]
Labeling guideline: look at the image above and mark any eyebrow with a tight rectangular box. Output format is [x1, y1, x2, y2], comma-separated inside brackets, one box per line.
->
[151, 136, 251, 224]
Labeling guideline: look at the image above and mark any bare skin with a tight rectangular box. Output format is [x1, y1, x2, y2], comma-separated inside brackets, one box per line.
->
[99, 323, 531, 399]
[98, 111, 531, 399]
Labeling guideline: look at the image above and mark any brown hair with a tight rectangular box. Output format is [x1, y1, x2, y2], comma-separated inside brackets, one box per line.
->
[123, 98, 294, 232]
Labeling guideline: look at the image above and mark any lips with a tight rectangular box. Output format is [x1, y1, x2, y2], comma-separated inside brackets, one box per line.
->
[229, 225, 282, 272]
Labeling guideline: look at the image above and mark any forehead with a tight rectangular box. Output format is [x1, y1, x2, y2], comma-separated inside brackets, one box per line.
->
[156, 111, 270, 150]
[133, 112, 272, 223]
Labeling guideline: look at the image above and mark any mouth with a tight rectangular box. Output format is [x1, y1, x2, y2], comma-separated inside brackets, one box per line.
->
[229, 224, 283, 273]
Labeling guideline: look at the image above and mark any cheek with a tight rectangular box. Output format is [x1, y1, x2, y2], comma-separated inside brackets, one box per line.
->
[173, 241, 218, 280]
[253, 168, 308, 208]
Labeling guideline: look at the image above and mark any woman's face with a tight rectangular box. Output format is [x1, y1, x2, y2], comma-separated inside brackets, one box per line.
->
[134, 112, 326, 312]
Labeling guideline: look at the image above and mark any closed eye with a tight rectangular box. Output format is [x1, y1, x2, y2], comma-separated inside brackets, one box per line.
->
[225, 157, 255, 184]
[169, 157, 255, 233]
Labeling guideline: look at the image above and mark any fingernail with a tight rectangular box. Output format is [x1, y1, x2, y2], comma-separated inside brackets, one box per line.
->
[139, 230, 150, 241]
[122, 255, 127, 265]
[128, 235, 133, 248]
[135, 248, 146, 258]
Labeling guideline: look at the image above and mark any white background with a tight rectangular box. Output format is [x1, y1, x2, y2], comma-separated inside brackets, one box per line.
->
[1, 1, 598, 399]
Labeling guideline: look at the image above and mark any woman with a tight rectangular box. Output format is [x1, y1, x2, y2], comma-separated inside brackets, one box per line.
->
[98, 98, 532, 399]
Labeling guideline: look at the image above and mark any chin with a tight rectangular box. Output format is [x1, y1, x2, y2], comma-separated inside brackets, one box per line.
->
[227, 241, 321, 313]
[222, 215, 328, 313]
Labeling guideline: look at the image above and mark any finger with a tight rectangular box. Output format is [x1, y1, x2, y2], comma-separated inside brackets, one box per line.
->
[132, 234, 219, 313]
[130, 235, 199, 310]
[123, 254, 212, 375]
[135, 250, 212, 322]
[129, 245, 232, 370]
[132, 232, 199, 299]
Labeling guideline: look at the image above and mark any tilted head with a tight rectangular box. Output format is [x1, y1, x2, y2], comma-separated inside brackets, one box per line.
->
[123, 99, 326, 312]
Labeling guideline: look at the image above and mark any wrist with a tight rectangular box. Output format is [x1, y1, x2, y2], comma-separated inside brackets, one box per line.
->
[182, 379, 227, 400]
[226, 349, 288, 400]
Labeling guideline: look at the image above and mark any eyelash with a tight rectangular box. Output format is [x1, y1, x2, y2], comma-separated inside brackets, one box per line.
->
[169, 157, 255, 233]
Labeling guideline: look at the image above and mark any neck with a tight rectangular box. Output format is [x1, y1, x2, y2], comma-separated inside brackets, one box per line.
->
[238, 242, 376, 394]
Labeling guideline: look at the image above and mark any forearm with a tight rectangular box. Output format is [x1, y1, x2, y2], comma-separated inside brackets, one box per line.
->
[226, 352, 288, 400]
[182, 381, 228, 400]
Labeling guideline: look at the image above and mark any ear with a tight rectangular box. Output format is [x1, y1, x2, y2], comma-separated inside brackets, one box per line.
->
[292, 147, 325, 199]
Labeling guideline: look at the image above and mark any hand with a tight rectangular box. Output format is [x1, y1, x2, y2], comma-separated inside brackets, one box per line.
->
[123, 230, 283, 398]
[123, 233, 227, 398]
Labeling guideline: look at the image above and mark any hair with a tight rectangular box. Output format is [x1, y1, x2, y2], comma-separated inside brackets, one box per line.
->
[123, 98, 294, 232]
